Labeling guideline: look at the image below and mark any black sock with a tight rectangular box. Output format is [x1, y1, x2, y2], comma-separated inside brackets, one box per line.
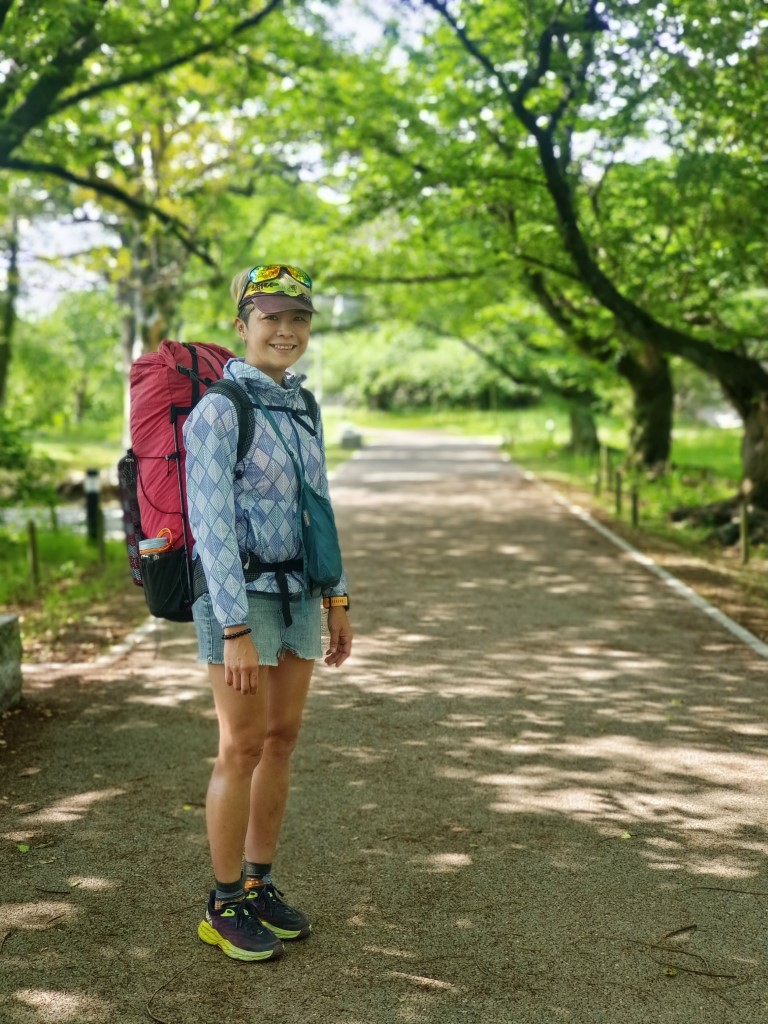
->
[244, 861, 272, 884]
[214, 876, 245, 907]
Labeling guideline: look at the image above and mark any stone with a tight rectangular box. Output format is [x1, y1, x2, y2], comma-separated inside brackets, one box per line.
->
[339, 425, 364, 450]
[0, 614, 22, 711]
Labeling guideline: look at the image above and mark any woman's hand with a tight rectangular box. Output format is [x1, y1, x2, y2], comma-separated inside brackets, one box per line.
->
[325, 608, 353, 667]
[223, 631, 260, 695]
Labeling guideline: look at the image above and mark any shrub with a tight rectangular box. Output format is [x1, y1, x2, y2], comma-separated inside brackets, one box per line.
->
[0, 413, 57, 508]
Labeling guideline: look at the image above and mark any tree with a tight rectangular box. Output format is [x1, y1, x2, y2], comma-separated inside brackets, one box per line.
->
[294, 6, 672, 464]
[415, 0, 768, 501]
[0, 0, 286, 403]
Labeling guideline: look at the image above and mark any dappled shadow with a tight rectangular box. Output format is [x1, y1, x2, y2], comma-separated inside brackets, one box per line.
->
[2, 439, 768, 1022]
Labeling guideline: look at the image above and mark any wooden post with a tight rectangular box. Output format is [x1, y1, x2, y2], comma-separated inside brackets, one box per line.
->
[740, 498, 750, 565]
[594, 471, 602, 497]
[27, 520, 40, 587]
[97, 509, 107, 566]
[615, 470, 622, 516]
[631, 485, 639, 527]
[600, 445, 611, 488]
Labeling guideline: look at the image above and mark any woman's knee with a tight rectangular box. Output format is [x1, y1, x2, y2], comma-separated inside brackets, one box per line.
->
[218, 732, 265, 775]
[262, 727, 301, 763]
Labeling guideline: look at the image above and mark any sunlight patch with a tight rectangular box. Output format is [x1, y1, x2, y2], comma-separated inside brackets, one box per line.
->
[127, 688, 202, 706]
[21, 788, 125, 825]
[15, 988, 110, 1022]
[0, 901, 74, 930]
[68, 876, 114, 892]
[418, 852, 472, 873]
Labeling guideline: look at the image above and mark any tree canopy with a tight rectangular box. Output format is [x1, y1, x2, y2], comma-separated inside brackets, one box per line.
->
[1, 0, 766, 498]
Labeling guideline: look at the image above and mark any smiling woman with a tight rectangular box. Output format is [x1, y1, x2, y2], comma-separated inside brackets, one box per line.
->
[181, 263, 353, 964]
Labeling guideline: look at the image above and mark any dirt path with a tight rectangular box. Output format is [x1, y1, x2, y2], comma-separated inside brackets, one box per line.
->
[2, 431, 768, 1024]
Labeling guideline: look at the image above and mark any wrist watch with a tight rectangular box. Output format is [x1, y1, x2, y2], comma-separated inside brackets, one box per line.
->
[323, 594, 350, 610]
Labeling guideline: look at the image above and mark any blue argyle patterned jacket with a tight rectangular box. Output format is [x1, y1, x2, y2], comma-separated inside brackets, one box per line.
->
[184, 358, 347, 628]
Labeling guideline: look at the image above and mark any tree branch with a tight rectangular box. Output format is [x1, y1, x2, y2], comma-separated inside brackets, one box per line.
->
[516, 252, 582, 282]
[5, 157, 217, 268]
[50, 0, 285, 115]
[417, 317, 598, 405]
[0, 1, 109, 161]
[328, 268, 507, 286]
[527, 270, 614, 363]
[426, 0, 768, 412]
[0, 0, 15, 35]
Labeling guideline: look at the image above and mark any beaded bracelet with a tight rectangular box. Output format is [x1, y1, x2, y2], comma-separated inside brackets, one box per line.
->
[221, 627, 252, 641]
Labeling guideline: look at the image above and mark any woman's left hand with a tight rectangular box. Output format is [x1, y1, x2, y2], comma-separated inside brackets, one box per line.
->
[325, 607, 353, 667]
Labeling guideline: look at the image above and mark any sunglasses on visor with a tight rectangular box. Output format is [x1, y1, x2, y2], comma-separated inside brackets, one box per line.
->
[238, 264, 312, 307]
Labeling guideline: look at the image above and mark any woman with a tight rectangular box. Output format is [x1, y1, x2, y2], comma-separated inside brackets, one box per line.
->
[184, 264, 352, 962]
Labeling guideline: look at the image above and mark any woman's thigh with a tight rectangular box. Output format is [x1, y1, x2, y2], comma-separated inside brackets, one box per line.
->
[264, 653, 315, 743]
[208, 653, 314, 748]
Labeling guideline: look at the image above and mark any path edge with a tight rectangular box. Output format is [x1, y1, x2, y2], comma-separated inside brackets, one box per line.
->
[519, 465, 768, 660]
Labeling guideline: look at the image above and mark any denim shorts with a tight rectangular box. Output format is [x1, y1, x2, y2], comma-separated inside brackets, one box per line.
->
[192, 591, 323, 666]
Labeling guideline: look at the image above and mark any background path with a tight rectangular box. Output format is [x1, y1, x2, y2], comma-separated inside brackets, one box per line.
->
[2, 432, 768, 1024]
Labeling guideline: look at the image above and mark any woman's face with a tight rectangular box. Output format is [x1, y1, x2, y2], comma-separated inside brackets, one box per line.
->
[237, 307, 311, 383]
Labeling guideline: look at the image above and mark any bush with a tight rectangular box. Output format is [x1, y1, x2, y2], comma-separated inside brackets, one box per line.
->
[0, 413, 57, 508]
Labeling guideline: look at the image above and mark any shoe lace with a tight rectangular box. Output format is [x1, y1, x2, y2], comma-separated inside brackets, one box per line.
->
[232, 900, 269, 935]
[247, 882, 286, 910]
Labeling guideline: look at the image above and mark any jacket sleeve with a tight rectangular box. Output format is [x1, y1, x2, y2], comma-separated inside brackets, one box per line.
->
[313, 407, 349, 599]
[184, 393, 249, 627]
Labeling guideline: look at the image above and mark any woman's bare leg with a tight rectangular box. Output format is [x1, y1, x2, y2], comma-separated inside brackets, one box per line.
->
[245, 653, 314, 864]
[206, 663, 267, 883]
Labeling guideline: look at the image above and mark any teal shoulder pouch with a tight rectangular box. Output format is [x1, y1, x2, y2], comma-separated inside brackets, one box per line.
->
[254, 394, 343, 590]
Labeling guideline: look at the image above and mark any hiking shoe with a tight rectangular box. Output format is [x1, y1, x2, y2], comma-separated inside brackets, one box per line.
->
[245, 880, 312, 940]
[198, 892, 284, 962]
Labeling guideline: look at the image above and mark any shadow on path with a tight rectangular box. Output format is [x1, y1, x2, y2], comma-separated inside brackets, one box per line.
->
[1, 433, 768, 1024]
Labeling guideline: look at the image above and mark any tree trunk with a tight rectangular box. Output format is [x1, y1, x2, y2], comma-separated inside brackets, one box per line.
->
[617, 346, 673, 468]
[0, 213, 19, 408]
[568, 405, 599, 455]
[484, 29, 768, 503]
[741, 400, 768, 507]
[525, 273, 673, 468]
[120, 308, 139, 450]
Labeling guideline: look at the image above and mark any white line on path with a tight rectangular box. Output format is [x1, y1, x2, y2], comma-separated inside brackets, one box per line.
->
[523, 469, 768, 661]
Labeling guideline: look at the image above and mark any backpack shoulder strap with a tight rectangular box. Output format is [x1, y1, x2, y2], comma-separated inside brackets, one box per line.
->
[300, 386, 319, 429]
[205, 380, 255, 464]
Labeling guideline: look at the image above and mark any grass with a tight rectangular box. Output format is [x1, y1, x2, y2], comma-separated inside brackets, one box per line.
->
[0, 526, 148, 657]
[33, 414, 355, 475]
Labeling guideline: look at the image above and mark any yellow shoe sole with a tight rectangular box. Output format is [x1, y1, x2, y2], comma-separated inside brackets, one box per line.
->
[259, 919, 311, 941]
[198, 919, 282, 962]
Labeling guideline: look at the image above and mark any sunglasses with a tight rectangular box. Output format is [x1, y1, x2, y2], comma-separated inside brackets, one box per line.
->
[238, 264, 312, 307]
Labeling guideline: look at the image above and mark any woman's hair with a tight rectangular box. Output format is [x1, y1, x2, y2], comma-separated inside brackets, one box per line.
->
[231, 267, 252, 322]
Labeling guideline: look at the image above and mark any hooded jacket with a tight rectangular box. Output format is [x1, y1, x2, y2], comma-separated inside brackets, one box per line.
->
[184, 358, 347, 628]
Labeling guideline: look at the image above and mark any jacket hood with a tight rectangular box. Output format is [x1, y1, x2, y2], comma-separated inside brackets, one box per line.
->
[223, 358, 307, 408]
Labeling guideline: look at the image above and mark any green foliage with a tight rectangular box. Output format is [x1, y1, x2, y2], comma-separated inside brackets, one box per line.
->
[8, 290, 123, 431]
[0, 0, 765, 502]
[0, 525, 147, 644]
[0, 525, 109, 604]
[321, 323, 537, 409]
[0, 413, 57, 507]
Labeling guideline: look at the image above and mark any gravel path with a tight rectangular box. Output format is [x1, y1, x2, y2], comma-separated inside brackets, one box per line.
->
[2, 431, 768, 1024]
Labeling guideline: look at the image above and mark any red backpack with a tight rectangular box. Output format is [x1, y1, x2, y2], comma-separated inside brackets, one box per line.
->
[117, 341, 254, 621]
